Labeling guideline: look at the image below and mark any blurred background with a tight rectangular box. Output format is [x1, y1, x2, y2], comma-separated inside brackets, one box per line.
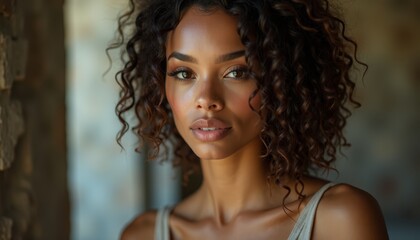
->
[0, 0, 419, 239]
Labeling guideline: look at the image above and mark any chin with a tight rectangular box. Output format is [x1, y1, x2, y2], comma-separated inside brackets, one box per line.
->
[191, 146, 233, 160]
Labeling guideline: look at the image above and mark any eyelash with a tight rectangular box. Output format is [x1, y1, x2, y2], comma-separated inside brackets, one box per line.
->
[167, 66, 251, 81]
[224, 66, 250, 80]
[167, 67, 195, 81]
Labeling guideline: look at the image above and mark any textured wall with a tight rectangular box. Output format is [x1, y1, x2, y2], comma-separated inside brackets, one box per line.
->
[0, 0, 69, 239]
[0, 1, 30, 239]
[333, 0, 420, 238]
[66, 0, 178, 239]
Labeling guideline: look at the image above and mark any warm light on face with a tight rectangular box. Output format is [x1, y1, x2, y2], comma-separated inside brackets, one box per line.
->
[165, 6, 262, 160]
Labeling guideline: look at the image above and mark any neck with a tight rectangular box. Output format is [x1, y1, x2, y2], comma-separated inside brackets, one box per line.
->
[197, 138, 278, 225]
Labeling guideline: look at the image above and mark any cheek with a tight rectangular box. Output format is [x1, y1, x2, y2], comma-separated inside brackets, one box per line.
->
[165, 80, 189, 125]
[165, 81, 177, 121]
[166, 83, 183, 135]
[250, 92, 262, 111]
[230, 88, 261, 114]
[165, 80, 177, 111]
[228, 90, 262, 131]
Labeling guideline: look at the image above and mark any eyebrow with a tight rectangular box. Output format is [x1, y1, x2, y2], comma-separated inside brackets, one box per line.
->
[167, 50, 245, 64]
[215, 50, 245, 63]
[167, 52, 198, 63]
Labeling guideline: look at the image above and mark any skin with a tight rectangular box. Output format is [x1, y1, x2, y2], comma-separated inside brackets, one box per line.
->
[121, 6, 389, 240]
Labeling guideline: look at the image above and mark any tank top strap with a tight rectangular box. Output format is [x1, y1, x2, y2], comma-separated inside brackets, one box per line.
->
[288, 182, 338, 240]
[154, 206, 172, 240]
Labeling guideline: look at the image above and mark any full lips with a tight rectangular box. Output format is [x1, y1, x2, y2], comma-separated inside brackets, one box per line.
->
[189, 118, 232, 142]
[191, 127, 232, 142]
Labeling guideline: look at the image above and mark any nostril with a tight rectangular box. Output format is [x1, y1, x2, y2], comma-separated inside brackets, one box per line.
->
[196, 101, 223, 111]
[195, 91, 224, 111]
[208, 103, 217, 110]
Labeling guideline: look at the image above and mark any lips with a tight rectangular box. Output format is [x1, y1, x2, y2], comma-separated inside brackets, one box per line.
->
[190, 118, 232, 142]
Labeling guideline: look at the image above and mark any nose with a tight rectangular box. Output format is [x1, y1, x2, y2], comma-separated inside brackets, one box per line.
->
[195, 79, 224, 111]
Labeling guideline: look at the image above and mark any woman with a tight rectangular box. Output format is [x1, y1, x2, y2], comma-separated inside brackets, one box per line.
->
[112, 0, 389, 239]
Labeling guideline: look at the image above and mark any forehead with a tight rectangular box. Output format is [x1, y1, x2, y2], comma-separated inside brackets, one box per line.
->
[166, 6, 244, 55]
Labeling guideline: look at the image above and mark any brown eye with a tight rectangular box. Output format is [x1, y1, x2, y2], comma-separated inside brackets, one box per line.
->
[227, 70, 239, 78]
[167, 68, 195, 80]
[224, 67, 249, 80]
[178, 71, 192, 79]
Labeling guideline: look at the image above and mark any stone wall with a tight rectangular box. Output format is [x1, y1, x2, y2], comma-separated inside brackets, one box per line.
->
[336, 0, 420, 220]
[0, 0, 69, 239]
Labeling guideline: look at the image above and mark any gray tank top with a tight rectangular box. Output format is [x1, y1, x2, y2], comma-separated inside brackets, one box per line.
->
[154, 182, 337, 240]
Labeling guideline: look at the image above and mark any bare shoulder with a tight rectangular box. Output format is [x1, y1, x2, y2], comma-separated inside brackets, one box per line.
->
[120, 210, 157, 240]
[313, 183, 389, 240]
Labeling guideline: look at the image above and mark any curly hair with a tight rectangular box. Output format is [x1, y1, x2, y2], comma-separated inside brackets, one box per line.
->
[110, 0, 365, 196]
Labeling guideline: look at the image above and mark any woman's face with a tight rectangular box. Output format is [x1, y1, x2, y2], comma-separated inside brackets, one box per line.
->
[165, 6, 262, 160]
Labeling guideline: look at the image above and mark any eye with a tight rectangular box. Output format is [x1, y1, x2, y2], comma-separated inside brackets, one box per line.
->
[167, 68, 195, 80]
[224, 67, 250, 80]
[175, 71, 192, 79]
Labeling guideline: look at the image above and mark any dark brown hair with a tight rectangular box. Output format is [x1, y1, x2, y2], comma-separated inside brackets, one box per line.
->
[109, 0, 365, 197]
